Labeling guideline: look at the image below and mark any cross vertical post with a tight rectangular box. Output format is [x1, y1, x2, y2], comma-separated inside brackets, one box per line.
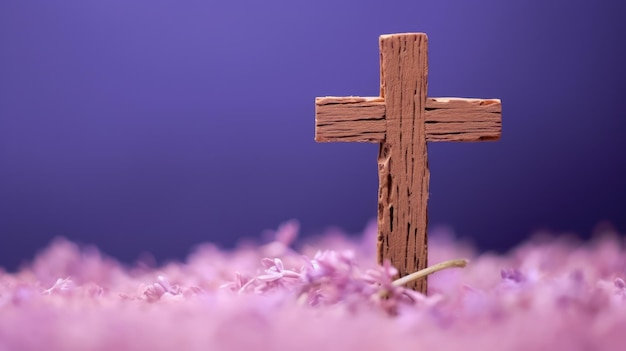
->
[315, 33, 502, 293]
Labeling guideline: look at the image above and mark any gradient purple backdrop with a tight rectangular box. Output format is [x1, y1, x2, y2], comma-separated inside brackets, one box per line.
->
[1, 1, 624, 269]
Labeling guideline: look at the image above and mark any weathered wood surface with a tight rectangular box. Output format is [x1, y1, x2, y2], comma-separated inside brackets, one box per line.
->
[314, 33, 502, 293]
[376, 33, 429, 292]
[315, 97, 386, 142]
[424, 98, 501, 141]
[316, 97, 501, 143]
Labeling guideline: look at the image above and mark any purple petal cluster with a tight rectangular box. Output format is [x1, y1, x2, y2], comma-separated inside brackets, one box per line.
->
[219, 248, 426, 315]
[0, 221, 626, 351]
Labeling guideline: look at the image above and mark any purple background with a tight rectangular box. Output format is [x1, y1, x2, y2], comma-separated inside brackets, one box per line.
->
[1, 1, 624, 269]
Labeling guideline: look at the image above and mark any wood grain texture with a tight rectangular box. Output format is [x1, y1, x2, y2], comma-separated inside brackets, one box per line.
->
[313, 32, 502, 294]
[425, 98, 502, 142]
[315, 97, 386, 142]
[315, 97, 502, 143]
[377, 33, 429, 292]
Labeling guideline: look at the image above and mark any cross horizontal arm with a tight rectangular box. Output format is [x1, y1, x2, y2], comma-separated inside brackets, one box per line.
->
[315, 96, 502, 142]
[425, 98, 501, 141]
[315, 97, 386, 142]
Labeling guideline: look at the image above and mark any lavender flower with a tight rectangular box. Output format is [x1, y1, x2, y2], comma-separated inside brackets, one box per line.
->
[1, 224, 625, 350]
[500, 268, 525, 283]
[43, 277, 75, 295]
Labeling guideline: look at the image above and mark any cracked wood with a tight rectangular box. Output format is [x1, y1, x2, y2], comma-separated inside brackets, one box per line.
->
[316, 97, 502, 143]
[314, 33, 502, 293]
[377, 33, 429, 293]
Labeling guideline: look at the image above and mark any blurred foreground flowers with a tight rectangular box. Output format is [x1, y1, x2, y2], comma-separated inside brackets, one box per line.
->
[1, 220, 625, 351]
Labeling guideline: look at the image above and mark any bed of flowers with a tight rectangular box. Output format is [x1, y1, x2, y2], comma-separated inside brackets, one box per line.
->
[1, 220, 625, 350]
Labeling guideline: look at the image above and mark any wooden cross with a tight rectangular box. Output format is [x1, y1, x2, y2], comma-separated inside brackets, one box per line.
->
[314, 33, 502, 293]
